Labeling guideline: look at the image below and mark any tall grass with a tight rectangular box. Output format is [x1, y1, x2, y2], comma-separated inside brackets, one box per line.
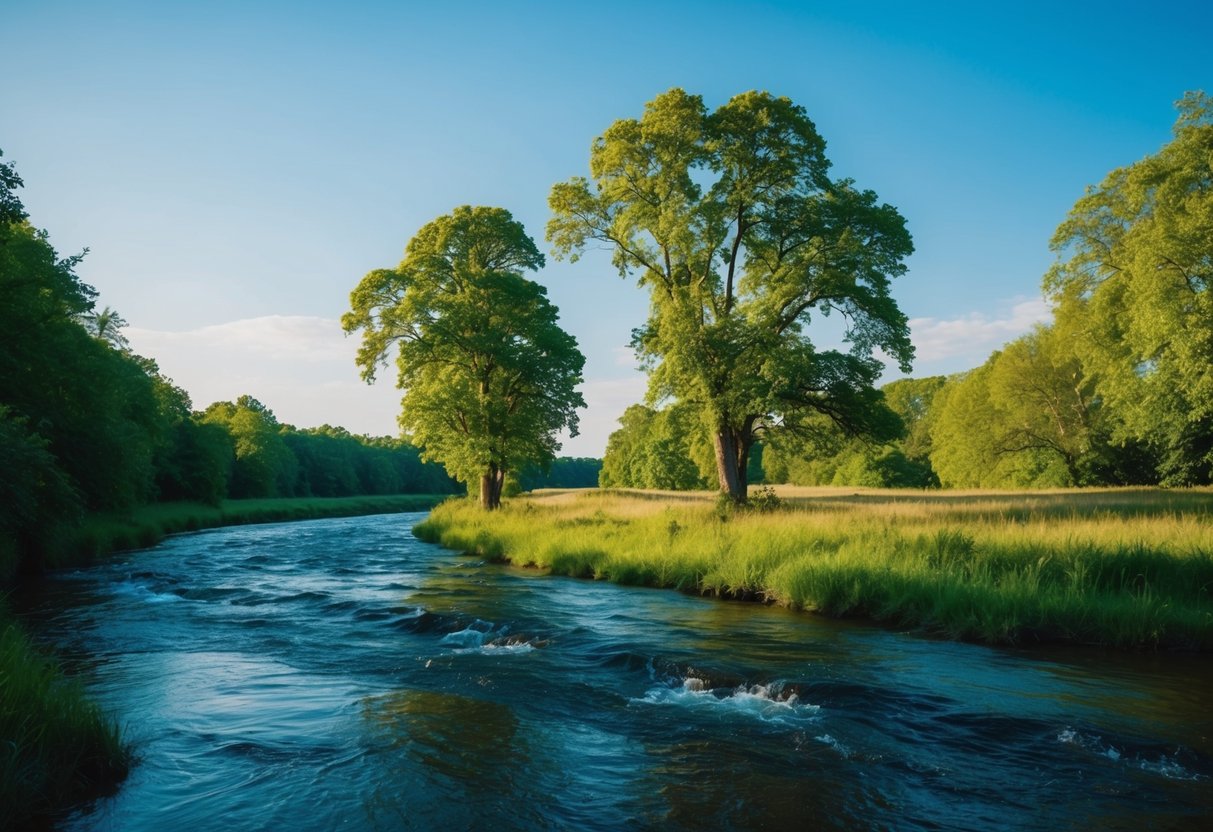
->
[1, 617, 129, 829]
[414, 488, 1213, 650]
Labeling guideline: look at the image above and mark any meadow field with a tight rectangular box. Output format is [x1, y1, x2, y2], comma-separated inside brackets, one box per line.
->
[415, 486, 1213, 650]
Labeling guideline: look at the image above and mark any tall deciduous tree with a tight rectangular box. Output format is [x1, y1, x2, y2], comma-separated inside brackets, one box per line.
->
[1046, 91, 1213, 484]
[549, 89, 913, 502]
[344, 206, 584, 509]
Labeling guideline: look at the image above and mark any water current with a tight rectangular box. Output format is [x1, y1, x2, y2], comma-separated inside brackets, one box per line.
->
[16, 512, 1213, 830]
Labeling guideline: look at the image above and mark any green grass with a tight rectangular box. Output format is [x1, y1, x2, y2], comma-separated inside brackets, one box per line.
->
[1, 616, 130, 829]
[56, 493, 452, 570]
[414, 487, 1213, 650]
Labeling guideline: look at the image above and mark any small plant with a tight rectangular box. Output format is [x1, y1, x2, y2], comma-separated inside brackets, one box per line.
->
[746, 486, 783, 513]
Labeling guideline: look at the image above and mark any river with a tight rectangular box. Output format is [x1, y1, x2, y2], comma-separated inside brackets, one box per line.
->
[16, 512, 1212, 830]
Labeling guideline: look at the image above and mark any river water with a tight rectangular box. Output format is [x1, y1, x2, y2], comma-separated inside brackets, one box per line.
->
[16, 512, 1213, 830]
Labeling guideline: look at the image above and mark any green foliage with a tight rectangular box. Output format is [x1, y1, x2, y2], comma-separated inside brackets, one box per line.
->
[745, 485, 782, 512]
[0, 407, 82, 581]
[763, 376, 942, 488]
[201, 396, 296, 498]
[549, 89, 914, 501]
[344, 206, 584, 509]
[1046, 92, 1213, 485]
[599, 403, 709, 490]
[928, 326, 1156, 488]
[517, 457, 603, 490]
[283, 425, 458, 497]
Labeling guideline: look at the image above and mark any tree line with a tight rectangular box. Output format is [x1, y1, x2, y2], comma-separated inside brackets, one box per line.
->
[0, 154, 458, 578]
[601, 91, 1212, 491]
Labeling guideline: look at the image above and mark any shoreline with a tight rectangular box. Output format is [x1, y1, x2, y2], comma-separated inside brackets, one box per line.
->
[413, 487, 1213, 652]
[60, 493, 452, 572]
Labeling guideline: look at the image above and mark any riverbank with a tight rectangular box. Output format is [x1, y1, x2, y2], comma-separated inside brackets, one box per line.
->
[413, 487, 1213, 650]
[62, 493, 452, 572]
[1, 618, 130, 830]
[1, 493, 450, 829]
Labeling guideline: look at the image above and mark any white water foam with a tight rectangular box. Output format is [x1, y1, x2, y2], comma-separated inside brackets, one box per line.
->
[1057, 727, 1206, 782]
[112, 581, 181, 604]
[634, 677, 820, 725]
[813, 733, 852, 758]
[439, 621, 538, 654]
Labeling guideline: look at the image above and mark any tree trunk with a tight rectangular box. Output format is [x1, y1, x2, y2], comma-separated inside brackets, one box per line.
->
[479, 463, 504, 510]
[714, 417, 757, 504]
[736, 431, 753, 494]
[713, 428, 747, 504]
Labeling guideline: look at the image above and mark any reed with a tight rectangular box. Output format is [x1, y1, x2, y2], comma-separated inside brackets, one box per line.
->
[414, 487, 1213, 650]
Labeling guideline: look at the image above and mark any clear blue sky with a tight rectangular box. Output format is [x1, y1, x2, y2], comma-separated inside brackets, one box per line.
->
[4, 1, 1209, 455]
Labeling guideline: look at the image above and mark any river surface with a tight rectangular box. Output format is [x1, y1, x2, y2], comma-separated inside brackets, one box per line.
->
[16, 512, 1213, 831]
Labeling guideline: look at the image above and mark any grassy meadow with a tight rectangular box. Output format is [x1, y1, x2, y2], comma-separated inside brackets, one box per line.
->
[414, 486, 1213, 650]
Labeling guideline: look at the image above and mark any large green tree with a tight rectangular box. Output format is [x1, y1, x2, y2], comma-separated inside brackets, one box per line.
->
[1045, 91, 1213, 484]
[549, 89, 913, 502]
[344, 206, 585, 509]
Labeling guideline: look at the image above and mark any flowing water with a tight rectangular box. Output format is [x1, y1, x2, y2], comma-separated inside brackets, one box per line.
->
[16, 512, 1213, 830]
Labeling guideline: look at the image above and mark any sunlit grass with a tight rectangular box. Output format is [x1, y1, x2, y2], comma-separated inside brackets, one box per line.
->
[0, 616, 130, 826]
[414, 487, 1213, 650]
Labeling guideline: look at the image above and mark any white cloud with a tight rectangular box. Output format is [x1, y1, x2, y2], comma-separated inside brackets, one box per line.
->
[908, 297, 1052, 366]
[126, 315, 352, 363]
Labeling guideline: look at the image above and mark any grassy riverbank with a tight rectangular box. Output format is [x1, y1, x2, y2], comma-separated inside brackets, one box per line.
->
[414, 487, 1213, 650]
[61, 493, 452, 571]
[1, 617, 129, 829]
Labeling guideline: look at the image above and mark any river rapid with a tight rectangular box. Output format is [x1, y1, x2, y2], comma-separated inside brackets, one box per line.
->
[16, 512, 1213, 830]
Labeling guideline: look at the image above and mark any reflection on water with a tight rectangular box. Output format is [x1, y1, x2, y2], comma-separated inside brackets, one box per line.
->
[15, 512, 1213, 831]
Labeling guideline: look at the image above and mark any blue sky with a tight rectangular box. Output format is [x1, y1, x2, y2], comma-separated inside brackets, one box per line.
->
[4, 1, 1209, 455]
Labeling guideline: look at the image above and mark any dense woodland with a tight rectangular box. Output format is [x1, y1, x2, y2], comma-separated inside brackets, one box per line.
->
[0, 153, 460, 580]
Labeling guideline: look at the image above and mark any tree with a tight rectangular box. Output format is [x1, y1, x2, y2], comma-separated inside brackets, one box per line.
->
[599, 403, 707, 490]
[201, 396, 297, 498]
[344, 206, 585, 509]
[549, 89, 913, 503]
[1045, 91, 1213, 484]
[80, 305, 130, 350]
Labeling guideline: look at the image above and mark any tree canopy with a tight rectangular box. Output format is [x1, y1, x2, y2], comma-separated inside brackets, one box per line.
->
[1045, 92, 1213, 484]
[549, 89, 913, 502]
[344, 206, 585, 509]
